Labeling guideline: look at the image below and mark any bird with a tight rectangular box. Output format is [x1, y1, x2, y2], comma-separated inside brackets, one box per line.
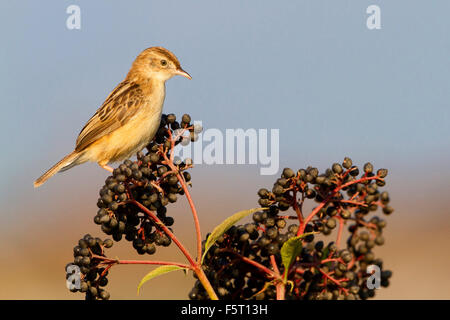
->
[34, 46, 191, 188]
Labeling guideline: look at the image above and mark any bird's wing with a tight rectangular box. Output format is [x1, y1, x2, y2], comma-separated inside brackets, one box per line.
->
[75, 80, 144, 151]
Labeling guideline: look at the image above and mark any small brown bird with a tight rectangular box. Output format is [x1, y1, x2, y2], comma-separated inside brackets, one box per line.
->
[34, 47, 191, 188]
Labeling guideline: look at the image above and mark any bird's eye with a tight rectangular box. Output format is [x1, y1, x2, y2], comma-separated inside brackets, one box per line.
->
[160, 59, 167, 66]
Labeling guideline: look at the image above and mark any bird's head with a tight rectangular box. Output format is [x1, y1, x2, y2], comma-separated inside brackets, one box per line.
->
[127, 46, 191, 82]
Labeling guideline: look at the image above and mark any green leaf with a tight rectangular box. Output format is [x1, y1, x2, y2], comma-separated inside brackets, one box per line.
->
[249, 280, 275, 300]
[137, 265, 188, 295]
[201, 207, 266, 264]
[321, 246, 330, 261]
[286, 280, 295, 293]
[280, 232, 316, 280]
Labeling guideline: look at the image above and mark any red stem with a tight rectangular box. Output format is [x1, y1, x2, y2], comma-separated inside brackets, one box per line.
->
[117, 260, 191, 269]
[297, 175, 382, 236]
[276, 283, 285, 300]
[270, 255, 285, 300]
[319, 269, 348, 294]
[321, 258, 345, 265]
[338, 199, 367, 207]
[131, 195, 218, 300]
[270, 255, 280, 274]
[130, 199, 197, 267]
[335, 216, 345, 248]
[177, 172, 202, 264]
[222, 249, 278, 279]
[92, 255, 191, 269]
[160, 148, 203, 265]
[161, 129, 202, 264]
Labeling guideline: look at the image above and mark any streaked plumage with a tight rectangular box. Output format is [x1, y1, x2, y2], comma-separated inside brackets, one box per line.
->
[34, 46, 191, 187]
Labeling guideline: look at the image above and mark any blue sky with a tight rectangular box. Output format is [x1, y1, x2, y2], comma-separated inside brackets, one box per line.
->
[1, 0, 450, 211]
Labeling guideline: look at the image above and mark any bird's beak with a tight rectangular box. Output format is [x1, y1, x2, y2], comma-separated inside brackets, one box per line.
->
[174, 68, 192, 80]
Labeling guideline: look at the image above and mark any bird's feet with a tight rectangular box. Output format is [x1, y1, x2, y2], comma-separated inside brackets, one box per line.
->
[100, 164, 114, 173]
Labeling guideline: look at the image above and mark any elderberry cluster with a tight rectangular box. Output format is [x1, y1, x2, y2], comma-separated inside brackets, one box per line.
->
[67, 113, 201, 299]
[66, 234, 113, 300]
[192, 158, 393, 300]
[93, 113, 198, 255]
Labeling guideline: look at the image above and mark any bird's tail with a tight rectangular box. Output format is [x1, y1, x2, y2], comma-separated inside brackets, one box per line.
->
[34, 151, 81, 188]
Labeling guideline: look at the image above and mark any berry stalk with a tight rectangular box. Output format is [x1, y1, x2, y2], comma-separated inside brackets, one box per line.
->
[131, 198, 218, 299]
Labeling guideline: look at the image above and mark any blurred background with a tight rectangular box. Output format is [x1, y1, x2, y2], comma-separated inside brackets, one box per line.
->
[1, 1, 449, 299]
